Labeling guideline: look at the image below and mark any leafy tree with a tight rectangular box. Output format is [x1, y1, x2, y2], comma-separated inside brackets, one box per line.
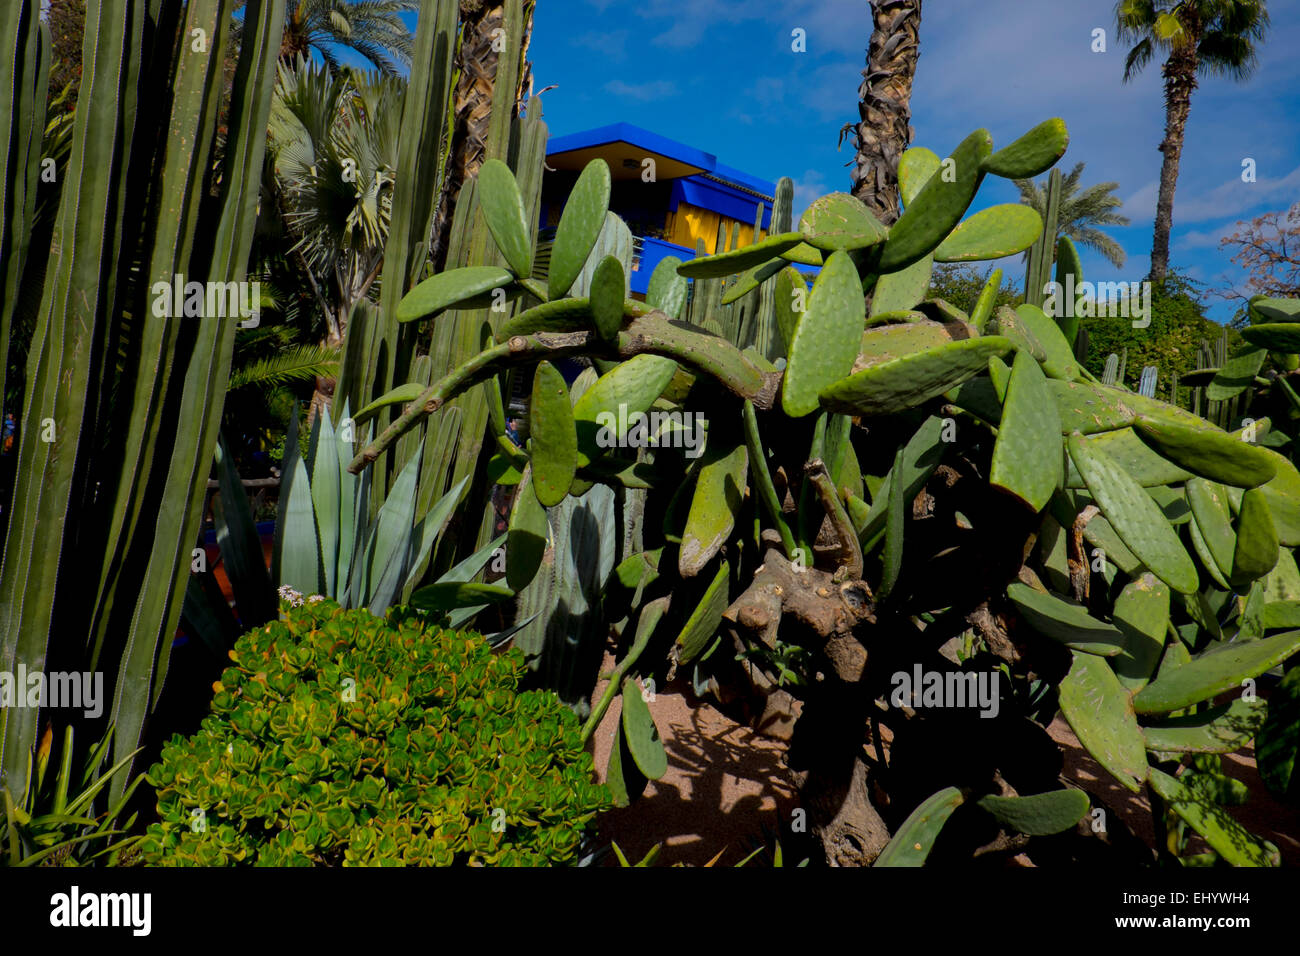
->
[1116, 0, 1271, 282]
[1080, 271, 1238, 398]
[926, 263, 1022, 315]
[1014, 162, 1131, 268]
[1218, 203, 1300, 302]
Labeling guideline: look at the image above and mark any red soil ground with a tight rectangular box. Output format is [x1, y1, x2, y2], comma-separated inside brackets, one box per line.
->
[589, 668, 1300, 867]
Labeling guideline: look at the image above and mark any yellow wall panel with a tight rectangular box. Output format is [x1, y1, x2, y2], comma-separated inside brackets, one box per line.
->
[665, 203, 767, 254]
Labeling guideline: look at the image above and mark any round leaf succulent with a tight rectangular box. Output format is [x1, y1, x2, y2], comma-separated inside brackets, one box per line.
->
[139, 600, 611, 866]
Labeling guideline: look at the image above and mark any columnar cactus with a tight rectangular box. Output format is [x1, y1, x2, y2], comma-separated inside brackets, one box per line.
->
[0, 0, 288, 804]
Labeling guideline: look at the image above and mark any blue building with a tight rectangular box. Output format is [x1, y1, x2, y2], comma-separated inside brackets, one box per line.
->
[541, 123, 777, 296]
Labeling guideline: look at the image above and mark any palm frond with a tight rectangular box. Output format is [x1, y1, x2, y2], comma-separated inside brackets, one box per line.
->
[298, 0, 417, 75]
[1016, 160, 1131, 268]
[1197, 30, 1258, 80]
[229, 344, 342, 391]
[1065, 226, 1129, 269]
[1122, 35, 1155, 81]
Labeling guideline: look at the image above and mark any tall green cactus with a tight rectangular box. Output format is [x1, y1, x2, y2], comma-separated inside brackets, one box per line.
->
[749, 176, 793, 360]
[680, 181, 792, 355]
[0, 0, 287, 803]
[338, 0, 459, 443]
[1023, 166, 1061, 308]
[0, 0, 48, 420]
[335, 0, 544, 585]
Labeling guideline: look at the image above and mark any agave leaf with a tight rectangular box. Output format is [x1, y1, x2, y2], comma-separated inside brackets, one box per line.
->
[410, 581, 515, 614]
[280, 456, 321, 595]
[365, 441, 425, 613]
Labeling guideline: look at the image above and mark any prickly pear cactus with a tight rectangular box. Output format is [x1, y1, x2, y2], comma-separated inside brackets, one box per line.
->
[350, 118, 1300, 867]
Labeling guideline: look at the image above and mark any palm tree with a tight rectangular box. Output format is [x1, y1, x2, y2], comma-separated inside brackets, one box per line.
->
[1014, 162, 1132, 268]
[1116, 0, 1270, 282]
[236, 0, 418, 76]
[842, 0, 923, 226]
[269, 57, 404, 343]
[266, 57, 405, 416]
[430, 0, 537, 269]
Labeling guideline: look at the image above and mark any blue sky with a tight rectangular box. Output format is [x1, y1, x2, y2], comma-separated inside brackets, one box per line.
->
[519, 0, 1300, 322]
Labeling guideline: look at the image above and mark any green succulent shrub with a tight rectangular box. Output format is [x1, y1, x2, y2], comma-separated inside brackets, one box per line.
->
[139, 599, 610, 866]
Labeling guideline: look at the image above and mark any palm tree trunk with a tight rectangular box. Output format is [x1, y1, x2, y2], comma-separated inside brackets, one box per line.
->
[850, 0, 922, 226]
[430, 1, 535, 271]
[1149, 21, 1200, 283]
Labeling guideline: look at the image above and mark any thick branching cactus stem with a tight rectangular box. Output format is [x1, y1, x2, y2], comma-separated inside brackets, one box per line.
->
[723, 540, 874, 657]
[795, 752, 892, 867]
[348, 313, 781, 473]
[722, 538, 885, 864]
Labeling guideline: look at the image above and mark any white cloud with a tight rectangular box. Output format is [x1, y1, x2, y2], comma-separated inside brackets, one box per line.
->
[1177, 224, 1234, 251]
[1127, 164, 1300, 225]
[571, 29, 629, 62]
[652, 18, 702, 49]
[792, 168, 829, 219]
[603, 79, 678, 101]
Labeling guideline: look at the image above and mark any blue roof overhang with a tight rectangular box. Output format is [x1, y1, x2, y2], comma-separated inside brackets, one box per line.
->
[670, 177, 772, 230]
[546, 123, 775, 203]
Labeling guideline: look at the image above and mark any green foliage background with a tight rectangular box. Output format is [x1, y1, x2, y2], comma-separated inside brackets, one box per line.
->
[927, 263, 1023, 315]
[1080, 273, 1240, 398]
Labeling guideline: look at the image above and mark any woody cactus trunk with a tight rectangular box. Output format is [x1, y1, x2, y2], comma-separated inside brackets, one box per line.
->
[0, 0, 287, 804]
[353, 111, 1300, 866]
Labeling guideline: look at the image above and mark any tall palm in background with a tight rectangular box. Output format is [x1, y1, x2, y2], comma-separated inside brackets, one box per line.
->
[236, 0, 418, 75]
[842, 0, 922, 226]
[266, 57, 405, 415]
[431, 0, 537, 269]
[1015, 162, 1132, 268]
[1116, 0, 1270, 282]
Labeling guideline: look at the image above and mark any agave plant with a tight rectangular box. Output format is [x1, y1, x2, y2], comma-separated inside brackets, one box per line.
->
[1, 725, 143, 867]
[182, 397, 506, 649]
